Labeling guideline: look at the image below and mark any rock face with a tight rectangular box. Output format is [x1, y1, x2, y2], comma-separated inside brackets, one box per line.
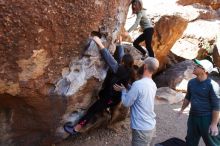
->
[154, 60, 196, 91]
[1, 0, 218, 145]
[0, 0, 130, 145]
[171, 20, 219, 60]
[177, 0, 220, 10]
[155, 87, 186, 105]
[153, 15, 188, 71]
[170, 0, 220, 62]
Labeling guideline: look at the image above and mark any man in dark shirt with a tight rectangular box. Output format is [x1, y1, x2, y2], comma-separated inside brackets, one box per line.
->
[179, 59, 220, 146]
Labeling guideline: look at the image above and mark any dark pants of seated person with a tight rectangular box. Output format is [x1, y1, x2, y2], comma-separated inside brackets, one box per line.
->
[77, 45, 124, 127]
[133, 27, 154, 57]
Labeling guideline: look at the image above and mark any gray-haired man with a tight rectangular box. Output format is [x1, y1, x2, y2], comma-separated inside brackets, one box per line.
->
[114, 57, 159, 146]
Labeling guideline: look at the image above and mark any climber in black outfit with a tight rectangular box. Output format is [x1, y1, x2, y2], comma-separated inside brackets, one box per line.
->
[64, 36, 135, 135]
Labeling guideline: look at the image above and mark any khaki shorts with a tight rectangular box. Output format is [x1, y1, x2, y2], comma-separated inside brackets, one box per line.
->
[132, 128, 156, 146]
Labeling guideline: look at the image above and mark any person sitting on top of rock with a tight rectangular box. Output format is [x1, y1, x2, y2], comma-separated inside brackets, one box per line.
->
[64, 36, 136, 135]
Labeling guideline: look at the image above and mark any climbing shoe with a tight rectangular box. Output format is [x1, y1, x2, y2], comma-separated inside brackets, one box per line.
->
[63, 122, 79, 136]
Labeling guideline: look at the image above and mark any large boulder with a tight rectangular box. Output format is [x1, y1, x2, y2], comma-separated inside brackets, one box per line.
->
[142, 0, 220, 63]
[0, 0, 130, 145]
[125, 15, 188, 70]
[177, 0, 220, 10]
[55, 42, 141, 139]
[171, 19, 219, 60]
[126, 0, 220, 69]
[153, 15, 188, 71]
[166, 51, 186, 68]
[154, 60, 196, 91]
[155, 87, 186, 105]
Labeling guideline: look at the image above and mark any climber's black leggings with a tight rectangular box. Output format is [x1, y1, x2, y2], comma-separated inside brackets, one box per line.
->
[77, 45, 123, 127]
[77, 96, 119, 126]
[133, 27, 154, 57]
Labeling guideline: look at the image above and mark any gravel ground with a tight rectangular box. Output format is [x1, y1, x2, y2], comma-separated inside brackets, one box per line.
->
[57, 103, 205, 146]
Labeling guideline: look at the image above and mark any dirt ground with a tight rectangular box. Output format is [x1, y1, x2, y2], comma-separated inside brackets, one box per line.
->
[58, 103, 205, 146]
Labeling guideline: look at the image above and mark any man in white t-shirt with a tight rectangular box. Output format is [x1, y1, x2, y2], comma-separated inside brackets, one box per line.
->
[114, 57, 159, 146]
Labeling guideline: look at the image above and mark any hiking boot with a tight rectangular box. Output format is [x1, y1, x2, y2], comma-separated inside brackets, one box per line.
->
[64, 123, 79, 136]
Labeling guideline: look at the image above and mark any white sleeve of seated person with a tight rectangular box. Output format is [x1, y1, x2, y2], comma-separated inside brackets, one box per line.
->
[121, 82, 138, 107]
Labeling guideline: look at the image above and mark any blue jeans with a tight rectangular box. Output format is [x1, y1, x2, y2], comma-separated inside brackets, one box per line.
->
[113, 45, 125, 64]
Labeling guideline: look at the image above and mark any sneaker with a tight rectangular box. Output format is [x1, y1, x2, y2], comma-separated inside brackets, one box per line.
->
[64, 123, 79, 135]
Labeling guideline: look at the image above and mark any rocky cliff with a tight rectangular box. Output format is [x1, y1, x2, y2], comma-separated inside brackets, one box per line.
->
[1, 0, 219, 145]
[0, 0, 130, 145]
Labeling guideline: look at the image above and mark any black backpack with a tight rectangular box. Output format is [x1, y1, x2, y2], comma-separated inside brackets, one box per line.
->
[155, 137, 186, 146]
